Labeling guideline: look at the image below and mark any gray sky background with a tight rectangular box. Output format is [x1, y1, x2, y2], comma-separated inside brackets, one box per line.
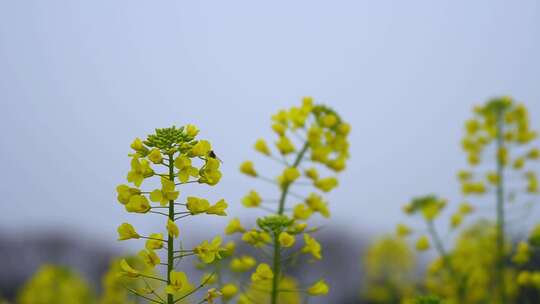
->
[1, 1, 539, 250]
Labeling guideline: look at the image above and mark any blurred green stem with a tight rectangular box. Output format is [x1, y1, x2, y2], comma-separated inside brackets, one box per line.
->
[495, 112, 506, 304]
[426, 220, 465, 301]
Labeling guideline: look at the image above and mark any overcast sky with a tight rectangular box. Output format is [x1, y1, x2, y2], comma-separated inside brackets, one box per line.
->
[1, 1, 539, 249]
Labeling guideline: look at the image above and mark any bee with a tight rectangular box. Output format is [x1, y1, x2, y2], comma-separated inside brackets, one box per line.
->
[208, 150, 223, 163]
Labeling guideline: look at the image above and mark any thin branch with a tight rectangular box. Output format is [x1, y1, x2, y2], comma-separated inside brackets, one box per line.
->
[140, 236, 166, 242]
[175, 181, 199, 186]
[140, 273, 168, 283]
[142, 277, 165, 302]
[150, 211, 169, 216]
[174, 214, 192, 221]
[173, 252, 197, 259]
[123, 285, 164, 304]
[173, 272, 216, 303]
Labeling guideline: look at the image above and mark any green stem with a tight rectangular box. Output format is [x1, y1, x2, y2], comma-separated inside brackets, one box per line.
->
[495, 112, 506, 304]
[271, 142, 309, 304]
[426, 220, 447, 259]
[426, 220, 466, 301]
[271, 232, 282, 304]
[167, 154, 175, 304]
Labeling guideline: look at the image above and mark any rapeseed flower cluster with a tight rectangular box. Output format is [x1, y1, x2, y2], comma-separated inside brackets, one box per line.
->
[457, 97, 539, 302]
[394, 98, 540, 303]
[17, 265, 95, 304]
[196, 98, 349, 303]
[193, 97, 350, 304]
[361, 237, 417, 303]
[115, 125, 228, 304]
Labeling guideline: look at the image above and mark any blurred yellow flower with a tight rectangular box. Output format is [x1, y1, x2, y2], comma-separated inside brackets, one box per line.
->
[302, 234, 322, 259]
[307, 279, 329, 296]
[242, 190, 262, 208]
[251, 263, 274, 282]
[240, 161, 257, 177]
[165, 271, 190, 294]
[254, 138, 271, 155]
[225, 218, 246, 235]
[278, 232, 296, 248]
[415, 236, 430, 251]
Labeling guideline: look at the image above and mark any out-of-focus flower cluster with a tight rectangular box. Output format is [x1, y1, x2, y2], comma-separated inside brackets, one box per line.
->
[459, 97, 538, 196]
[361, 237, 417, 303]
[16, 265, 95, 304]
[195, 97, 349, 303]
[381, 97, 540, 303]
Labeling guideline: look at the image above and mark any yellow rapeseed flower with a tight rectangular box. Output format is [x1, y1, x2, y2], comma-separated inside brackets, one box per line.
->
[307, 279, 329, 296]
[415, 236, 430, 251]
[242, 190, 262, 208]
[125, 195, 150, 213]
[513, 157, 525, 169]
[150, 177, 179, 206]
[130, 138, 145, 151]
[527, 148, 539, 159]
[458, 202, 474, 214]
[174, 155, 199, 183]
[293, 204, 313, 220]
[230, 256, 256, 272]
[191, 140, 212, 157]
[186, 196, 211, 214]
[251, 263, 274, 282]
[276, 136, 296, 155]
[166, 219, 180, 238]
[119, 259, 139, 277]
[127, 157, 154, 187]
[194, 236, 223, 264]
[138, 249, 160, 267]
[512, 241, 530, 265]
[302, 234, 322, 259]
[457, 170, 472, 181]
[272, 123, 287, 136]
[279, 167, 300, 185]
[305, 167, 319, 180]
[165, 271, 191, 294]
[147, 148, 163, 164]
[305, 193, 330, 218]
[145, 233, 164, 250]
[314, 177, 338, 192]
[242, 230, 271, 247]
[278, 232, 296, 248]
[116, 184, 141, 205]
[220, 283, 238, 300]
[450, 213, 463, 228]
[205, 288, 221, 304]
[185, 124, 199, 137]
[199, 157, 222, 185]
[396, 224, 411, 237]
[206, 199, 228, 216]
[240, 161, 257, 177]
[225, 218, 246, 235]
[321, 114, 337, 128]
[486, 172, 499, 185]
[117, 223, 140, 240]
[254, 139, 271, 155]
